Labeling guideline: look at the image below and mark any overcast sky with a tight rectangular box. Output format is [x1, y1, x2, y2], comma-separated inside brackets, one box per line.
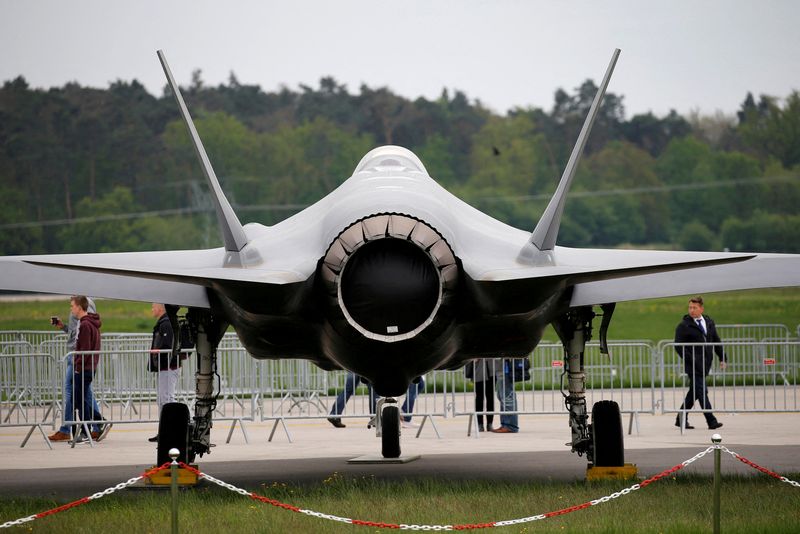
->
[1, 1, 798, 118]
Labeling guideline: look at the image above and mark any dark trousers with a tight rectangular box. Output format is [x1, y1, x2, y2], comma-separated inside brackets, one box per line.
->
[679, 371, 718, 424]
[72, 370, 102, 433]
[474, 379, 495, 428]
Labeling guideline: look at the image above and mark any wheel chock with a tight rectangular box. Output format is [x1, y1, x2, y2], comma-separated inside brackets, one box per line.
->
[586, 463, 638, 481]
[146, 465, 200, 486]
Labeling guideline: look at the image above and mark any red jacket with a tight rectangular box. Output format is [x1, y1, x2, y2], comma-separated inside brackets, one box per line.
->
[74, 313, 101, 372]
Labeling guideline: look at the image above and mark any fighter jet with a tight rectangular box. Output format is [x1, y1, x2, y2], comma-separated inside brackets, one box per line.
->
[1, 49, 798, 465]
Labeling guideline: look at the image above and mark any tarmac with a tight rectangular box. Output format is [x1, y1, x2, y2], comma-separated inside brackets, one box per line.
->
[0, 411, 798, 498]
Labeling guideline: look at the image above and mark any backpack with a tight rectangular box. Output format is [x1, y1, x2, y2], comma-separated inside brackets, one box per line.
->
[177, 316, 196, 360]
[509, 357, 531, 382]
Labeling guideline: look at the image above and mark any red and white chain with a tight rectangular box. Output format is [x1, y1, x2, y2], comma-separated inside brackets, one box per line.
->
[182, 451, 719, 530]
[3, 446, 798, 531]
[720, 445, 800, 488]
[0, 463, 170, 530]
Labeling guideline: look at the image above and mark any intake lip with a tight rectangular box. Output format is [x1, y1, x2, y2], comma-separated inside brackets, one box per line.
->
[321, 213, 458, 343]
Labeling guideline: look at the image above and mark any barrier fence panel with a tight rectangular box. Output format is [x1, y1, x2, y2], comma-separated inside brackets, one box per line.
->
[716, 323, 791, 342]
[3, 332, 800, 449]
[447, 342, 657, 429]
[660, 341, 800, 417]
[258, 361, 450, 436]
[0, 352, 58, 447]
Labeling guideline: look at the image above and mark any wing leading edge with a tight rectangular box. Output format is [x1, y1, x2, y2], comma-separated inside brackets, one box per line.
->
[0, 259, 210, 308]
[569, 252, 800, 306]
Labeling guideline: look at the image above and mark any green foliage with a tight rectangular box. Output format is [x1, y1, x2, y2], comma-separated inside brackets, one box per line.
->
[57, 187, 204, 252]
[738, 91, 800, 168]
[721, 212, 800, 253]
[0, 75, 798, 255]
[679, 221, 717, 251]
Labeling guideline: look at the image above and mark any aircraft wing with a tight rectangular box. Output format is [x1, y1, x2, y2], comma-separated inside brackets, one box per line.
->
[0, 247, 310, 308]
[0, 255, 210, 308]
[568, 251, 800, 306]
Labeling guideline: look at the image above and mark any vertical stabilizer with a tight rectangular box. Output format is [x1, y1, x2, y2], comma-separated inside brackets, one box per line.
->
[157, 50, 248, 253]
[527, 49, 620, 252]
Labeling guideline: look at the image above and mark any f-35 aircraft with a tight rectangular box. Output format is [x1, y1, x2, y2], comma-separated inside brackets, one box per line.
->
[2, 49, 798, 465]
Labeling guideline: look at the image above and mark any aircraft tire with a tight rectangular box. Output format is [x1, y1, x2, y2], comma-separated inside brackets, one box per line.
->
[156, 402, 191, 466]
[381, 405, 401, 458]
[591, 400, 624, 467]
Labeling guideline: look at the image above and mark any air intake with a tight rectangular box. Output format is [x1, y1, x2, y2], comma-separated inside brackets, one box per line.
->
[321, 214, 457, 342]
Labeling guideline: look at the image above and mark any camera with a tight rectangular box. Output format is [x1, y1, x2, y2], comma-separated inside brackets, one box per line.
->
[50, 316, 59, 326]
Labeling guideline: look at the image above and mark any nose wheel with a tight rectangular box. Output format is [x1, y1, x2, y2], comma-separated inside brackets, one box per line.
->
[372, 397, 402, 458]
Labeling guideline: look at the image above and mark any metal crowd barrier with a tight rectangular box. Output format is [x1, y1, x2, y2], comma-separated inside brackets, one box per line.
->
[0, 351, 59, 448]
[716, 323, 791, 342]
[1, 328, 799, 449]
[659, 341, 800, 428]
[447, 342, 656, 436]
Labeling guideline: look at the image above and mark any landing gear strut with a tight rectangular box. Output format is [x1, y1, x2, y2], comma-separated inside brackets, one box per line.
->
[155, 308, 226, 465]
[554, 304, 623, 466]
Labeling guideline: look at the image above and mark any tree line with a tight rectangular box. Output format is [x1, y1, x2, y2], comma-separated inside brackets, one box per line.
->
[0, 71, 797, 256]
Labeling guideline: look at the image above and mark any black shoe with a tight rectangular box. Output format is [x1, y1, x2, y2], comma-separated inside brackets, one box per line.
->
[675, 420, 695, 429]
[148, 435, 159, 442]
[328, 418, 346, 428]
[708, 421, 723, 430]
[97, 418, 112, 442]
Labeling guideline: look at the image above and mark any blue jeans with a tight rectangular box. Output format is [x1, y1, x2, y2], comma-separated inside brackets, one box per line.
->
[401, 376, 425, 422]
[494, 373, 519, 432]
[60, 359, 101, 434]
[329, 374, 377, 416]
[72, 370, 103, 434]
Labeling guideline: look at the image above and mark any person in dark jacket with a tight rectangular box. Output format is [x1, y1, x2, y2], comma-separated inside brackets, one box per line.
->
[148, 303, 181, 442]
[674, 296, 726, 430]
[71, 295, 105, 440]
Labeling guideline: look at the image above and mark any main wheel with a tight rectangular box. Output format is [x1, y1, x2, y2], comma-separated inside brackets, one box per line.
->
[381, 404, 401, 458]
[157, 402, 190, 466]
[591, 400, 624, 467]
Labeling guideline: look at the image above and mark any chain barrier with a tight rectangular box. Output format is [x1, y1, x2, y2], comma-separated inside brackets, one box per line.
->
[720, 446, 800, 488]
[0, 463, 170, 529]
[1, 446, 798, 530]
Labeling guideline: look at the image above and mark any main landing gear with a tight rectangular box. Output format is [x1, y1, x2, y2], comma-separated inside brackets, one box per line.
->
[155, 308, 227, 467]
[554, 304, 625, 468]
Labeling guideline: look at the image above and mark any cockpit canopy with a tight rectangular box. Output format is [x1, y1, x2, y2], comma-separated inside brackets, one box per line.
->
[352, 145, 429, 175]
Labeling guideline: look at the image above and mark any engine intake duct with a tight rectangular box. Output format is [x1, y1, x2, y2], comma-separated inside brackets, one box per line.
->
[321, 213, 458, 342]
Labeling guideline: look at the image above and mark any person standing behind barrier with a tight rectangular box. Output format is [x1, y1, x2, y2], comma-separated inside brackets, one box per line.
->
[491, 358, 519, 434]
[48, 297, 107, 442]
[674, 296, 726, 430]
[465, 359, 495, 432]
[400, 375, 426, 428]
[71, 295, 104, 441]
[148, 303, 181, 442]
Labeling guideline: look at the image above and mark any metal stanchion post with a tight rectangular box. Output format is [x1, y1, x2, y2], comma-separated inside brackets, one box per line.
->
[170, 448, 180, 534]
[711, 434, 722, 534]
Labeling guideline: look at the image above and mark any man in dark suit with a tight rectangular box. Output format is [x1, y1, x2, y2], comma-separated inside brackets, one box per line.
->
[674, 296, 726, 430]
